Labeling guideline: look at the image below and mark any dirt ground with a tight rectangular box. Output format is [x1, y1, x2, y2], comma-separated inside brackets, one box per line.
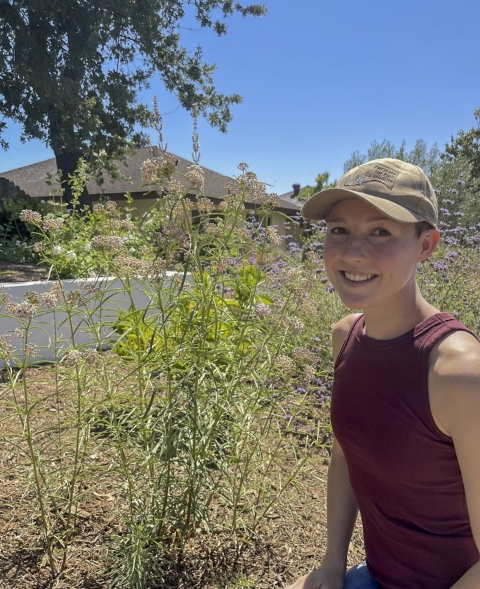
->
[0, 261, 49, 283]
[0, 263, 365, 589]
[0, 363, 365, 589]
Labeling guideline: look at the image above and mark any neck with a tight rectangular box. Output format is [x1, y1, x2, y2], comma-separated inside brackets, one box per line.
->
[362, 284, 439, 340]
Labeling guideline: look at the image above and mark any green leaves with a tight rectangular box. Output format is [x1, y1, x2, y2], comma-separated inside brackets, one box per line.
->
[344, 139, 441, 177]
[444, 108, 480, 182]
[298, 171, 336, 202]
[0, 0, 267, 163]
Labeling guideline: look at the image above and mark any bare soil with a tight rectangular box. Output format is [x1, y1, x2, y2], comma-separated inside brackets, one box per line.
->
[0, 261, 49, 283]
[0, 365, 365, 589]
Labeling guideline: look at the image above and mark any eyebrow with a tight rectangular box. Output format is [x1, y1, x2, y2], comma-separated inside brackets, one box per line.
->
[327, 215, 392, 223]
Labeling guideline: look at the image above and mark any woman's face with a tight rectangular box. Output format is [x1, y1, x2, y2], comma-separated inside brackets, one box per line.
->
[323, 198, 437, 312]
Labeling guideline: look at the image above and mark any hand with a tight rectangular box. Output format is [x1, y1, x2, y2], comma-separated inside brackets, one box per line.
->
[284, 562, 345, 589]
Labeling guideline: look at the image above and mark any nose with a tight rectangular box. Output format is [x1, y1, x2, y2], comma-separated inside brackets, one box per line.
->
[340, 235, 367, 263]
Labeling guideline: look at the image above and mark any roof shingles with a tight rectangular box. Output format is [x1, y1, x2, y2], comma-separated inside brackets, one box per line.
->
[1, 147, 301, 213]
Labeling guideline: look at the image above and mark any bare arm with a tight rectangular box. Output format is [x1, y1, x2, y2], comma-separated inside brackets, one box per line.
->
[430, 331, 480, 589]
[324, 314, 362, 567]
[285, 314, 361, 589]
[323, 439, 358, 570]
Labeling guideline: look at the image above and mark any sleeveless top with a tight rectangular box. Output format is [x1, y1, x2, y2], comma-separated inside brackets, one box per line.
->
[331, 313, 479, 589]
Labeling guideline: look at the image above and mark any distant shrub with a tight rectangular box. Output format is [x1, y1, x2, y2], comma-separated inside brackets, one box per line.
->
[430, 155, 480, 231]
[0, 194, 48, 262]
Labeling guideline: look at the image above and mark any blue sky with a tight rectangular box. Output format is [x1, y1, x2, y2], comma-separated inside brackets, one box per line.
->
[1, 0, 480, 195]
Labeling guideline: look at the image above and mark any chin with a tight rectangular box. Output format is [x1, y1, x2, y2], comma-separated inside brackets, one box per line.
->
[334, 291, 370, 311]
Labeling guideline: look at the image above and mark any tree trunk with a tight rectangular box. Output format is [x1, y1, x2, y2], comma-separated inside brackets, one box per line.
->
[54, 150, 92, 210]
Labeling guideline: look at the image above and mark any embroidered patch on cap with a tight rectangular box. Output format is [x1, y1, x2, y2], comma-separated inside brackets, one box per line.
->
[342, 163, 399, 191]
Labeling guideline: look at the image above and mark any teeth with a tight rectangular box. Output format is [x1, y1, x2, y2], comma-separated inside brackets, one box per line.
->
[345, 272, 375, 282]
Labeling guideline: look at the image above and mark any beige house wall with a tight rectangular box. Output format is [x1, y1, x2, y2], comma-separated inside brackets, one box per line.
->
[91, 195, 159, 218]
[242, 210, 302, 243]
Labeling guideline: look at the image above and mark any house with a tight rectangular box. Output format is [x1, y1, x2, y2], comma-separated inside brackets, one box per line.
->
[0, 177, 28, 200]
[0, 147, 303, 240]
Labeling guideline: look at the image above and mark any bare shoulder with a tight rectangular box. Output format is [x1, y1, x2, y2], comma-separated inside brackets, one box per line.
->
[430, 329, 480, 379]
[429, 329, 480, 437]
[332, 313, 362, 362]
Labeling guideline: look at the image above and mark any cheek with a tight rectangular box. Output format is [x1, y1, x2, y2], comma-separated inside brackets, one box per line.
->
[378, 240, 417, 261]
[322, 241, 337, 273]
[374, 245, 419, 280]
[323, 237, 339, 262]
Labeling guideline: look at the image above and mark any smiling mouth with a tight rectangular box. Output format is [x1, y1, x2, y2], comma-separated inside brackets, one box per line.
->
[342, 271, 377, 282]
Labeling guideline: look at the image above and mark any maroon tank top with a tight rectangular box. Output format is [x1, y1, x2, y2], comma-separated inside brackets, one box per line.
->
[331, 313, 479, 589]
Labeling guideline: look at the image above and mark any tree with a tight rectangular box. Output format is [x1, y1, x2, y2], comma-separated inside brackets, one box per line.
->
[0, 0, 266, 205]
[344, 139, 441, 177]
[298, 171, 336, 202]
[429, 153, 480, 229]
[444, 108, 480, 181]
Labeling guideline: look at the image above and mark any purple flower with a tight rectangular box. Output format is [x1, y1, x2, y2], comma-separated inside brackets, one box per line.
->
[444, 236, 459, 246]
[469, 234, 480, 245]
[446, 249, 459, 258]
[450, 189, 458, 196]
[434, 261, 447, 271]
[295, 387, 307, 394]
[284, 413, 292, 420]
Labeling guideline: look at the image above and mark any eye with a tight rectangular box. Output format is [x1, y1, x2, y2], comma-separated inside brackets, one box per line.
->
[330, 226, 347, 234]
[372, 227, 391, 236]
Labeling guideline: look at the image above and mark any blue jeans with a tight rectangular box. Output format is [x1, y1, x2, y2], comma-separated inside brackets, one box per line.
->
[344, 562, 381, 589]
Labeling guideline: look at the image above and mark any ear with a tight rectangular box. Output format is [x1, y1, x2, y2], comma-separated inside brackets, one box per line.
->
[418, 229, 440, 261]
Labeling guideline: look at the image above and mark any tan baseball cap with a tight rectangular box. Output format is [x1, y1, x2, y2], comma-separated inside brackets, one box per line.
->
[301, 158, 438, 228]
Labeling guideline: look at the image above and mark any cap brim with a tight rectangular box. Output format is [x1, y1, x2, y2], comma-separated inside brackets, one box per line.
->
[301, 188, 426, 223]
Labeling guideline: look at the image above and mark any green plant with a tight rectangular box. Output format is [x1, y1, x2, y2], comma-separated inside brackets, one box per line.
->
[3, 157, 337, 588]
[0, 285, 107, 578]
[0, 194, 48, 262]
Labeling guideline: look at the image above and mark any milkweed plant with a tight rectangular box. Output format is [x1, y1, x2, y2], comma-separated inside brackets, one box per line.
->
[0, 153, 343, 587]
